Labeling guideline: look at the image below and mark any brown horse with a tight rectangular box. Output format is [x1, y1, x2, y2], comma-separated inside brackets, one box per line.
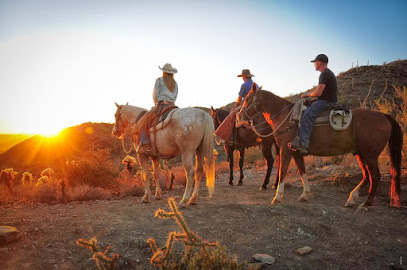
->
[237, 85, 403, 211]
[210, 107, 280, 189]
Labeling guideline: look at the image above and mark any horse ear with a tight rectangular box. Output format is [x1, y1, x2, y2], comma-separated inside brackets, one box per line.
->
[115, 102, 120, 108]
[210, 106, 214, 112]
[259, 86, 262, 90]
[252, 84, 258, 92]
[126, 102, 129, 105]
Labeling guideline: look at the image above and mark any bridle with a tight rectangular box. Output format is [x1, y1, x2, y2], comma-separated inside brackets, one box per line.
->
[239, 90, 296, 138]
[114, 105, 145, 154]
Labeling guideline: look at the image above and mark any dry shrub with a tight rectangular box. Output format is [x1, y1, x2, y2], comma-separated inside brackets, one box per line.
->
[235, 147, 263, 166]
[374, 85, 407, 169]
[215, 161, 230, 174]
[170, 166, 187, 187]
[33, 184, 58, 203]
[66, 184, 110, 202]
[66, 149, 119, 188]
[116, 172, 144, 197]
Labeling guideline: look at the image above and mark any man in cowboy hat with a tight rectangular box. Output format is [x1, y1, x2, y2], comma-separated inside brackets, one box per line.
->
[135, 63, 179, 155]
[288, 54, 338, 154]
[236, 69, 257, 106]
[214, 69, 258, 143]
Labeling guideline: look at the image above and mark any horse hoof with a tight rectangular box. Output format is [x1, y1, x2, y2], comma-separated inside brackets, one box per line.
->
[179, 200, 187, 208]
[356, 204, 369, 212]
[189, 196, 198, 205]
[345, 200, 355, 207]
[155, 192, 162, 200]
[298, 192, 310, 202]
[271, 184, 277, 190]
[271, 198, 281, 205]
[141, 196, 150, 203]
[259, 186, 267, 191]
[236, 182, 243, 186]
[227, 182, 233, 187]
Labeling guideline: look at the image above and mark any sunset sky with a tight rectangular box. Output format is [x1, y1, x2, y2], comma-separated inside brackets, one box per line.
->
[1, 0, 406, 135]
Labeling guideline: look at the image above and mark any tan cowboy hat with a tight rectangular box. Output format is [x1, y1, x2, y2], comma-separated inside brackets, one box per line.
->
[159, 63, 177, 74]
[237, 69, 254, 78]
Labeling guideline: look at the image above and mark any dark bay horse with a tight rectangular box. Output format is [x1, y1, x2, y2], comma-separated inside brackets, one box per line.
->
[237, 85, 403, 211]
[210, 107, 279, 189]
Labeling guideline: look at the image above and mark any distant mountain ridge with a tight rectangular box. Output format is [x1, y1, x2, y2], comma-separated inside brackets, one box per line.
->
[0, 123, 123, 176]
[0, 134, 32, 154]
[1, 59, 405, 177]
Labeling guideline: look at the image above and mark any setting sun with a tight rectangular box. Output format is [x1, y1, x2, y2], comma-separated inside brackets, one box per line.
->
[38, 130, 62, 138]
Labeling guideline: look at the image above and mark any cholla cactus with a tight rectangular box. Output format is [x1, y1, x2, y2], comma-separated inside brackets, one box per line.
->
[122, 155, 137, 165]
[122, 155, 138, 174]
[21, 172, 33, 184]
[40, 168, 55, 186]
[36, 176, 49, 187]
[0, 168, 18, 194]
[76, 237, 119, 270]
[66, 160, 78, 167]
[41, 168, 54, 178]
[148, 198, 217, 266]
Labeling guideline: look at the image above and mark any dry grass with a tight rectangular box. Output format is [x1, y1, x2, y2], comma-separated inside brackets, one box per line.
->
[65, 185, 111, 202]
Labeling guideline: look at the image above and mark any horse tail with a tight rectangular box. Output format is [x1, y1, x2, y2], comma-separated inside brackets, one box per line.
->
[202, 114, 216, 197]
[385, 114, 403, 207]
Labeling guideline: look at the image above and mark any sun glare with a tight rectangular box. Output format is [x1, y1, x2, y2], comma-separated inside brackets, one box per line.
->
[36, 127, 63, 138]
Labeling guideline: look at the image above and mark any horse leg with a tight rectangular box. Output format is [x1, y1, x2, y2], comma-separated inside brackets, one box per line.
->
[272, 148, 293, 204]
[237, 148, 245, 185]
[151, 158, 162, 200]
[260, 141, 273, 190]
[226, 145, 234, 186]
[179, 153, 195, 208]
[292, 153, 310, 202]
[272, 145, 281, 190]
[357, 159, 381, 212]
[190, 154, 204, 205]
[346, 155, 368, 207]
[138, 154, 153, 203]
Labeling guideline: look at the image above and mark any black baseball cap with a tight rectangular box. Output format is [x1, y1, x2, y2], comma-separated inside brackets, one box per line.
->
[311, 54, 328, 63]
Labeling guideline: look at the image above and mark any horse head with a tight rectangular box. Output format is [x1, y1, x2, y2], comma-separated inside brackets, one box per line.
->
[236, 84, 260, 126]
[210, 106, 230, 129]
[112, 102, 129, 138]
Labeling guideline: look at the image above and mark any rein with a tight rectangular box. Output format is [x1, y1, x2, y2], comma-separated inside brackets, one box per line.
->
[117, 107, 145, 154]
[249, 105, 295, 138]
[241, 91, 295, 138]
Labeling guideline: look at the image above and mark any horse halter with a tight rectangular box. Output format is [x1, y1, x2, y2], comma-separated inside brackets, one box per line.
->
[239, 90, 260, 124]
[114, 106, 128, 136]
[239, 90, 296, 138]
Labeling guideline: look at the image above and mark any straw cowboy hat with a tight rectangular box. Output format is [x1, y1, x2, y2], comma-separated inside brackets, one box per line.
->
[159, 63, 178, 74]
[237, 69, 254, 78]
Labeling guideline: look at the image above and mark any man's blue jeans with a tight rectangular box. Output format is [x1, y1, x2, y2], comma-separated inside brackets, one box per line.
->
[299, 100, 334, 148]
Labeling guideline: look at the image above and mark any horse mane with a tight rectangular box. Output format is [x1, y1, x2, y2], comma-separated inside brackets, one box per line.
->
[258, 89, 293, 113]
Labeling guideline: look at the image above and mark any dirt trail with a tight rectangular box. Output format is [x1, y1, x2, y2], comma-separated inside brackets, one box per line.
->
[1, 168, 406, 270]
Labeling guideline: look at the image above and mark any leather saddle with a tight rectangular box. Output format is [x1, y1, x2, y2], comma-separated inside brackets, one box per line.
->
[291, 99, 352, 131]
[148, 103, 178, 132]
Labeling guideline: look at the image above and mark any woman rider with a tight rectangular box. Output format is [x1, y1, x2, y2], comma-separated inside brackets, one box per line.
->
[134, 63, 178, 154]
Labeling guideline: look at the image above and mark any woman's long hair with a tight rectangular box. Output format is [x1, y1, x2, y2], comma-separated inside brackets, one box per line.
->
[163, 72, 176, 92]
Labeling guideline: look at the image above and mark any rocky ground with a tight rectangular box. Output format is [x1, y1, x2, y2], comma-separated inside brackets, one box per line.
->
[1, 166, 406, 270]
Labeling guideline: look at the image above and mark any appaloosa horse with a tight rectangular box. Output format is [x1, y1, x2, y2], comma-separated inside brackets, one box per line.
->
[210, 107, 280, 189]
[237, 85, 403, 211]
[113, 103, 216, 207]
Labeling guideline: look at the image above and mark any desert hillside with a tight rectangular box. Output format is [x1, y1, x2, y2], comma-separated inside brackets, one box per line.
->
[0, 123, 123, 176]
[0, 134, 32, 154]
